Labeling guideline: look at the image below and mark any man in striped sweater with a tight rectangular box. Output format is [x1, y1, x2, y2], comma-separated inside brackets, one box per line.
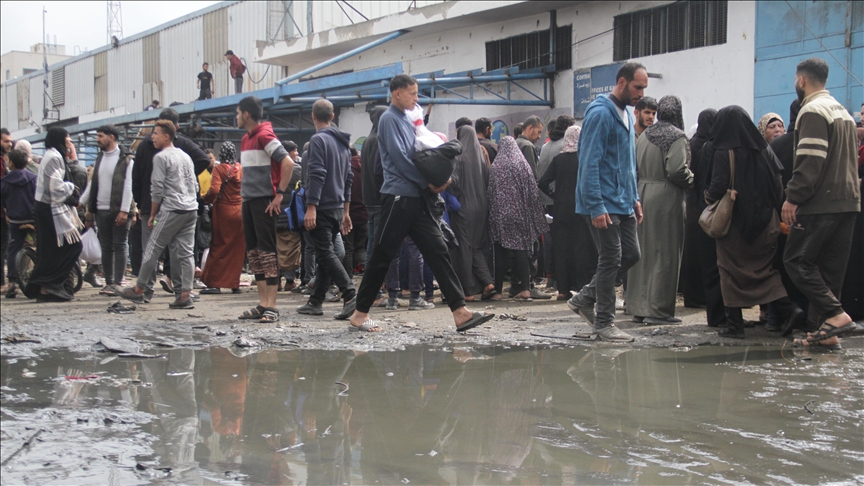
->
[782, 58, 862, 347]
[236, 96, 295, 323]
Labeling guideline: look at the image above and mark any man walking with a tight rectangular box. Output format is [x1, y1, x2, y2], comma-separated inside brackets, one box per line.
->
[80, 125, 135, 295]
[516, 116, 543, 179]
[236, 96, 294, 323]
[782, 58, 861, 347]
[197, 62, 214, 100]
[119, 120, 199, 309]
[225, 50, 245, 94]
[568, 62, 648, 342]
[348, 74, 494, 333]
[296, 99, 357, 319]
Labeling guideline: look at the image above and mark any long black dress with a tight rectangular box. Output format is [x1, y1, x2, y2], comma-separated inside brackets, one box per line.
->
[538, 151, 597, 295]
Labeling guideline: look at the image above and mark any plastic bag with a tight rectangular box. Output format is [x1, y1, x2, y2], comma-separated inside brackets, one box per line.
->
[406, 104, 443, 151]
[80, 227, 102, 264]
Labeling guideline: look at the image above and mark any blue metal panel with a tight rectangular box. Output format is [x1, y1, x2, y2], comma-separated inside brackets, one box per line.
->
[755, 0, 863, 119]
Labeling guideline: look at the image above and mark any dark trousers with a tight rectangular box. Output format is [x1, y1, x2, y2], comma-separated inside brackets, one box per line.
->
[357, 195, 465, 313]
[129, 217, 143, 276]
[696, 226, 727, 327]
[578, 214, 640, 329]
[0, 218, 7, 285]
[494, 243, 530, 295]
[96, 211, 132, 285]
[392, 238, 424, 296]
[342, 222, 367, 277]
[307, 208, 356, 306]
[5, 223, 26, 282]
[784, 212, 857, 325]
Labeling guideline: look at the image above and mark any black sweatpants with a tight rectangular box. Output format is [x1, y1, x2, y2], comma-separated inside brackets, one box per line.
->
[356, 194, 465, 313]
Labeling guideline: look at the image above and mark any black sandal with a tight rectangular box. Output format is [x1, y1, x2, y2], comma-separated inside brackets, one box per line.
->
[260, 308, 279, 323]
[239, 305, 266, 320]
[806, 321, 859, 343]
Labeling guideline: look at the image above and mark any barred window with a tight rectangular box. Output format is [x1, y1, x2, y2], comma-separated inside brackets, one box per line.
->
[613, 1, 727, 61]
[486, 25, 572, 72]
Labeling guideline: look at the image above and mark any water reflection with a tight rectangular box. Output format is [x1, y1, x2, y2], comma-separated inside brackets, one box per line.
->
[2, 345, 863, 484]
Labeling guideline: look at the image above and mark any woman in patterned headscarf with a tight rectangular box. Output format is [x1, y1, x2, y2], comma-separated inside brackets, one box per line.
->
[627, 95, 694, 324]
[487, 136, 549, 301]
[757, 112, 785, 143]
[200, 141, 245, 293]
[538, 126, 597, 300]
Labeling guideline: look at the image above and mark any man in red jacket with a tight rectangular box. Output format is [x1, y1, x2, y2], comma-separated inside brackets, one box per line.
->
[225, 50, 245, 94]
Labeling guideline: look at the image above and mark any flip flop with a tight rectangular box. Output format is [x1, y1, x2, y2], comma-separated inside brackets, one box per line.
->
[481, 290, 497, 301]
[806, 321, 859, 343]
[792, 337, 841, 351]
[456, 312, 495, 333]
[349, 320, 381, 332]
[239, 305, 266, 320]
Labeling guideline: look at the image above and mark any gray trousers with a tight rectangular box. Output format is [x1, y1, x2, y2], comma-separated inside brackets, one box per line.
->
[577, 214, 641, 329]
[96, 211, 131, 286]
[234, 75, 243, 94]
[138, 210, 197, 294]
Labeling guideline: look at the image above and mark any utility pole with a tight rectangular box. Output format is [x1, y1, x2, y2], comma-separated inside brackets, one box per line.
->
[107, 1, 123, 44]
[43, 6, 48, 121]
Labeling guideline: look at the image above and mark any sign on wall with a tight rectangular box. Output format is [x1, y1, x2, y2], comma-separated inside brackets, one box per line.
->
[573, 62, 623, 119]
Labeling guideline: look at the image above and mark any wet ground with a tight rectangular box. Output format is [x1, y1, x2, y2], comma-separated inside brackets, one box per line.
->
[2, 283, 864, 484]
[2, 344, 863, 485]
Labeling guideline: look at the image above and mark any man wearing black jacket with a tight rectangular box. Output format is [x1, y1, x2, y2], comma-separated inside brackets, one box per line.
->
[361, 106, 387, 259]
[132, 108, 210, 301]
[295, 99, 357, 320]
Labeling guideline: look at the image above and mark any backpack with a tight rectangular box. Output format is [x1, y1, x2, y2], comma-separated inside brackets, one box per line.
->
[285, 187, 306, 232]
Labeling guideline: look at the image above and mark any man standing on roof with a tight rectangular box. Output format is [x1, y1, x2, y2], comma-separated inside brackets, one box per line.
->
[225, 50, 246, 94]
[197, 62, 214, 100]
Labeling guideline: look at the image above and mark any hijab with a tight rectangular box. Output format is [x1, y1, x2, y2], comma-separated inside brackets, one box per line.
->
[690, 108, 718, 155]
[644, 95, 687, 153]
[451, 125, 489, 247]
[219, 141, 236, 164]
[709, 105, 767, 151]
[45, 127, 69, 159]
[560, 125, 581, 154]
[690, 109, 718, 193]
[757, 113, 784, 141]
[14, 139, 32, 156]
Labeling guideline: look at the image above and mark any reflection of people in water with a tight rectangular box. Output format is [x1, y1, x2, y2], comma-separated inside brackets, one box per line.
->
[200, 347, 247, 464]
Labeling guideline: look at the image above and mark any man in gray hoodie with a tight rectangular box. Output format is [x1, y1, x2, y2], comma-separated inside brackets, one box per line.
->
[296, 99, 357, 320]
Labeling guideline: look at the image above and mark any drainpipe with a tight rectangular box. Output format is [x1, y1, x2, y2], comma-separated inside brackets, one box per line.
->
[306, 0, 313, 36]
[275, 30, 408, 86]
[549, 10, 557, 108]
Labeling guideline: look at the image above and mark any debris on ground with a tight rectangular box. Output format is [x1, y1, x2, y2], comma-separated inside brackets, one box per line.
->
[2, 334, 41, 344]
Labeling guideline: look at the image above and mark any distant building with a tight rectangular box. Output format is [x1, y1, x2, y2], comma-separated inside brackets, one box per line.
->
[1, 44, 71, 81]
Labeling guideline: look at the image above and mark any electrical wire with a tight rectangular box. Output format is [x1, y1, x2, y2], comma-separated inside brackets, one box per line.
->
[241, 58, 272, 85]
[783, 0, 863, 87]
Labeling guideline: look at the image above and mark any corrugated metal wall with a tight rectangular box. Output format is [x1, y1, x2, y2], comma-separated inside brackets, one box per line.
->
[204, 8, 229, 99]
[142, 33, 161, 105]
[28, 75, 42, 126]
[94, 51, 108, 112]
[62, 57, 95, 120]
[227, 1, 283, 93]
[107, 39, 144, 114]
[160, 17, 204, 105]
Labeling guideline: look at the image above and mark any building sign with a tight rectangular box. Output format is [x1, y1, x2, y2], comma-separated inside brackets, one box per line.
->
[573, 62, 623, 119]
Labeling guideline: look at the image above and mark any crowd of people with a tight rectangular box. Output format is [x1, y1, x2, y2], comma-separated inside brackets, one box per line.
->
[0, 57, 861, 343]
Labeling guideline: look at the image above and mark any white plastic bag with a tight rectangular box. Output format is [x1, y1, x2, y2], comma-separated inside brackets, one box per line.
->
[406, 104, 443, 151]
[80, 227, 102, 264]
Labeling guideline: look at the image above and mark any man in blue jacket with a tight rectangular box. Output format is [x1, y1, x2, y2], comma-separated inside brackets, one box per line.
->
[348, 74, 494, 333]
[568, 62, 648, 342]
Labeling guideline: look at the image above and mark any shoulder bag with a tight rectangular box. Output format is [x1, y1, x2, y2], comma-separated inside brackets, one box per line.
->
[698, 150, 737, 238]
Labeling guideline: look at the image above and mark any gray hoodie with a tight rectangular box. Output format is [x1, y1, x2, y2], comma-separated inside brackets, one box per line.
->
[304, 126, 353, 211]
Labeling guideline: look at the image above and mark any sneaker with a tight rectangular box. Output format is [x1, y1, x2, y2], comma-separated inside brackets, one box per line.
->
[83, 272, 103, 288]
[567, 294, 595, 325]
[99, 285, 117, 296]
[291, 285, 307, 294]
[143, 292, 153, 304]
[529, 288, 553, 300]
[193, 279, 207, 290]
[334, 297, 356, 320]
[325, 291, 341, 303]
[595, 324, 634, 342]
[169, 297, 195, 309]
[615, 297, 625, 311]
[301, 286, 313, 295]
[117, 286, 146, 304]
[409, 297, 435, 310]
[296, 303, 324, 315]
[385, 297, 399, 311]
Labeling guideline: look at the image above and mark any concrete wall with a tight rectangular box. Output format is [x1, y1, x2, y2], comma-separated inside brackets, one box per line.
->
[1, 51, 71, 82]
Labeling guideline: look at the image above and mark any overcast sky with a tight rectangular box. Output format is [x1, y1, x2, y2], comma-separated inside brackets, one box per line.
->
[1, 1, 220, 55]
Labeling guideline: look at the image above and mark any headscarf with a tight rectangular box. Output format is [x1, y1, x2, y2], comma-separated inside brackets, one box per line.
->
[219, 141, 236, 164]
[690, 109, 718, 192]
[757, 113, 784, 141]
[644, 95, 688, 154]
[710, 105, 782, 243]
[450, 125, 489, 247]
[709, 105, 767, 151]
[14, 139, 32, 156]
[45, 127, 69, 159]
[487, 136, 549, 250]
[560, 125, 581, 154]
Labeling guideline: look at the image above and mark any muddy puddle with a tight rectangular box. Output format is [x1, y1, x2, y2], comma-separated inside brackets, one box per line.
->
[2, 344, 863, 485]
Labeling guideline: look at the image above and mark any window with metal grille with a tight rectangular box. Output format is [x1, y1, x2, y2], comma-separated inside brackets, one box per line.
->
[613, 1, 727, 61]
[486, 25, 572, 72]
[51, 67, 65, 106]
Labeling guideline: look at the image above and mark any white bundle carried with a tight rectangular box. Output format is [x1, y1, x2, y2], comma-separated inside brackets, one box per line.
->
[406, 104, 443, 151]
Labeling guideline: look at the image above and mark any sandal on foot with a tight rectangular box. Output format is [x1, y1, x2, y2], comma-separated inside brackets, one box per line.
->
[513, 296, 533, 303]
[456, 311, 495, 333]
[349, 320, 382, 332]
[260, 308, 279, 323]
[806, 321, 859, 343]
[792, 337, 841, 351]
[239, 305, 266, 320]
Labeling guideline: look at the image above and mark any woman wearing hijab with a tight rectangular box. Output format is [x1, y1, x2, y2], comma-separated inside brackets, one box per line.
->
[626, 96, 694, 324]
[449, 125, 495, 301]
[757, 112, 785, 143]
[538, 126, 597, 300]
[200, 142, 244, 294]
[22, 127, 84, 301]
[705, 106, 806, 338]
[487, 136, 549, 301]
[691, 109, 729, 328]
